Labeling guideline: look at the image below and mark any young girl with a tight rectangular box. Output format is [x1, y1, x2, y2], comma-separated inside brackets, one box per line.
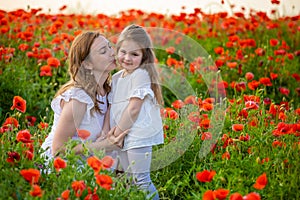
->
[107, 24, 164, 199]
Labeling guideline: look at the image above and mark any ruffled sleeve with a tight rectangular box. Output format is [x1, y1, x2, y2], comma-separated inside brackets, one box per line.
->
[51, 88, 94, 119]
[128, 69, 155, 100]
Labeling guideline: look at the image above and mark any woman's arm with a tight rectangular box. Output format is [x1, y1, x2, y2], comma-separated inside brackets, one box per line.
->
[52, 99, 128, 156]
[101, 105, 111, 136]
[52, 99, 86, 156]
[113, 97, 143, 137]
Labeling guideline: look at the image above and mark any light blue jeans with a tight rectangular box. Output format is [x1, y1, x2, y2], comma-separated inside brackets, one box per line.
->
[119, 146, 159, 200]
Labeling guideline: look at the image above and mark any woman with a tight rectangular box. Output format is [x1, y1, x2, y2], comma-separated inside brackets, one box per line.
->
[41, 31, 127, 162]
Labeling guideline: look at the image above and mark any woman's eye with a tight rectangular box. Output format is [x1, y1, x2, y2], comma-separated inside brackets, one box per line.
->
[99, 49, 106, 54]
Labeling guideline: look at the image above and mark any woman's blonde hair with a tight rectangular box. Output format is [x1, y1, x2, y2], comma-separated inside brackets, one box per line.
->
[55, 31, 111, 113]
[116, 24, 163, 105]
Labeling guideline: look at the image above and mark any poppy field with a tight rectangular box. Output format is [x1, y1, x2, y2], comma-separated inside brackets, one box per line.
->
[0, 1, 299, 200]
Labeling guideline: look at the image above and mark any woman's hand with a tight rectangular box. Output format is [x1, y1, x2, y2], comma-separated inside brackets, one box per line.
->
[107, 126, 128, 148]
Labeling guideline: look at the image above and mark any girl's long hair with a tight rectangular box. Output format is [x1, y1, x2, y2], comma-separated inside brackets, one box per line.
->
[55, 31, 111, 113]
[116, 24, 163, 105]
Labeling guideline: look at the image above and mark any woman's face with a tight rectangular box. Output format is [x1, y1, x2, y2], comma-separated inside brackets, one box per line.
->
[88, 35, 116, 72]
[117, 40, 143, 73]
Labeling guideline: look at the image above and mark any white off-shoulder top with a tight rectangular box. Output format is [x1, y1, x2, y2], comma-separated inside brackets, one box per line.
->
[41, 87, 107, 159]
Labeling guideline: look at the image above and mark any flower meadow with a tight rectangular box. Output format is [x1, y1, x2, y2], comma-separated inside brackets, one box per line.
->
[0, 1, 300, 199]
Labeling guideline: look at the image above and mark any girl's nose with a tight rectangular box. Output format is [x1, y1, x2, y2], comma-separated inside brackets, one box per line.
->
[124, 53, 130, 61]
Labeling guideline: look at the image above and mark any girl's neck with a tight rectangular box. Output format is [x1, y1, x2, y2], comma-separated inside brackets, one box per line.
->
[122, 68, 137, 77]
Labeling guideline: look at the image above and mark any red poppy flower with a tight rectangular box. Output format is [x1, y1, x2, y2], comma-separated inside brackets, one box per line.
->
[232, 124, 244, 132]
[214, 47, 224, 55]
[16, 130, 33, 143]
[162, 108, 179, 119]
[227, 62, 237, 69]
[196, 169, 216, 182]
[199, 118, 210, 129]
[291, 73, 300, 82]
[18, 43, 30, 51]
[40, 65, 52, 77]
[274, 49, 286, 56]
[11, 96, 26, 113]
[203, 190, 215, 200]
[171, 99, 185, 109]
[20, 168, 40, 185]
[26, 116, 36, 126]
[85, 187, 99, 200]
[6, 151, 21, 164]
[1, 117, 19, 132]
[87, 156, 102, 175]
[279, 87, 290, 96]
[201, 132, 212, 140]
[95, 174, 113, 190]
[270, 72, 278, 80]
[201, 102, 214, 112]
[47, 57, 61, 68]
[38, 122, 49, 130]
[253, 172, 268, 190]
[71, 180, 86, 197]
[230, 193, 243, 200]
[269, 38, 279, 46]
[245, 101, 259, 110]
[24, 150, 34, 160]
[272, 140, 284, 147]
[222, 151, 230, 160]
[77, 129, 91, 140]
[61, 189, 70, 200]
[54, 157, 67, 172]
[166, 46, 175, 54]
[184, 95, 197, 105]
[214, 188, 229, 200]
[101, 156, 114, 169]
[259, 77, 272, 86]
[29, 184, 43, 197]
[254, 48, 265, 56]
[166, 57, 177, 67]
[248, 80, 260, 90]
[243, 192, 261, 200]
[245, 72, 254, 80]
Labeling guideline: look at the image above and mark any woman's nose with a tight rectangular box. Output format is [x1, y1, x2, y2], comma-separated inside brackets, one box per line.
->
[110, 48, 115, 56]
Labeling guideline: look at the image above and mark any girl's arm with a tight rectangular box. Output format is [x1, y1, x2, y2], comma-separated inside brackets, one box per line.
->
[113, 97, 143, 138]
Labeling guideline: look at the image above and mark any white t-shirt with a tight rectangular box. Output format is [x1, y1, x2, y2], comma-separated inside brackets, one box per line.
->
[41, 87, 107, 159]
[109, 68, 164, 151]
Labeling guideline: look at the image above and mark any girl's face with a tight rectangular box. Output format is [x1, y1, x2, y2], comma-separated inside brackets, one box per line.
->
[88, 35, 116, 72]
[117, 40, 143, 73]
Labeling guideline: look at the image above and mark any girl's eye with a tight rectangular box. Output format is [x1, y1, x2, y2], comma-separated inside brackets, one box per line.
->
[132, 53, 139, 56]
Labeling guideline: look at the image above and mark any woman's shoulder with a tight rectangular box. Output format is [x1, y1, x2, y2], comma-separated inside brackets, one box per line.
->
[62, 87, 91, 100]
[51, 87, 93, 108]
